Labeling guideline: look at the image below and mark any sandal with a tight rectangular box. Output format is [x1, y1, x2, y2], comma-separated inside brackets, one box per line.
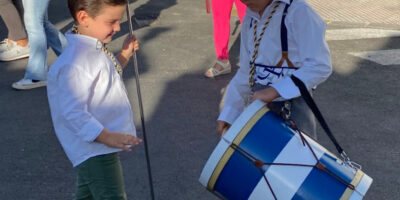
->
[204, 60, 231, 78]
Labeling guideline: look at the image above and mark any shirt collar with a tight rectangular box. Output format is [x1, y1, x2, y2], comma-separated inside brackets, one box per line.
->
[246, 0, 290, 19]
[66, 33, 103, 50]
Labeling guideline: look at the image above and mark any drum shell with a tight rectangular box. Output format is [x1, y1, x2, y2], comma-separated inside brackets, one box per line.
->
[199, 100, 372, 200]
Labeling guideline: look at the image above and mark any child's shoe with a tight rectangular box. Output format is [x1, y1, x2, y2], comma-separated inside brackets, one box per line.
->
[12, 78, 46, 90]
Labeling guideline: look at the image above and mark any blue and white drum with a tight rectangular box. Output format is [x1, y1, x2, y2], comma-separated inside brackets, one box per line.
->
[199, 100, 372, 200]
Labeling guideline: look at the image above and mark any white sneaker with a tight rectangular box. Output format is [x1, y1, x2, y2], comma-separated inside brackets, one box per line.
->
[0, 39, 13, 52]
[12, 78, 46, 90]
[0, 41, 29, 61]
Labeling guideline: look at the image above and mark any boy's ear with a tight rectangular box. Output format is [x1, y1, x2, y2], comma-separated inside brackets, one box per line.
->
[76, 10, 91, 27]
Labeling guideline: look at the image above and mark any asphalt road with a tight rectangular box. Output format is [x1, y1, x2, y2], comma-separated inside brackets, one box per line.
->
[0, 0, 399, 199]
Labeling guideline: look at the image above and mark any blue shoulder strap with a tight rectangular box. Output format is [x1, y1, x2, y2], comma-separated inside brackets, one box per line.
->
[276, 0, 296, 67]
[281, 0, 293, 52]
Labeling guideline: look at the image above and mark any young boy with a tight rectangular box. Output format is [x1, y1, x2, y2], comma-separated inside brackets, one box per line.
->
[47, 0, 141, 199]
[217, 0, 332, 137]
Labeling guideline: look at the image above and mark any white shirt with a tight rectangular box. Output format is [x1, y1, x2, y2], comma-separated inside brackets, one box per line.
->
[47, 34, 136, 167]
[219, 0, 332, 124]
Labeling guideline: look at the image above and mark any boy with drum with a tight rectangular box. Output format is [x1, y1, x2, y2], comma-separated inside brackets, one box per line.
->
[217, 0, 332, 138]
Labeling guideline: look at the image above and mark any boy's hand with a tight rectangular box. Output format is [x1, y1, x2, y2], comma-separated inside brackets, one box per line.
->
[118, 35, 139, 68]
[252, 87, 280, 103]
[96, 129, 142, 151]
[217, 120, 231, 137]
[121, 34, 139, 58]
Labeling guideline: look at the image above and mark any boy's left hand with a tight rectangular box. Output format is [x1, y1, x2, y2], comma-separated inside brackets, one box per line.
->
[120, 34, 139, 59]
[252, 87, 280, 103]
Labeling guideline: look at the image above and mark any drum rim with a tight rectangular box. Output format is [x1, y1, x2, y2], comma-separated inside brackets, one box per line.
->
[340, 170, 373, 200]
[209, 100, 270, 190]
[199, 100, 268, 189]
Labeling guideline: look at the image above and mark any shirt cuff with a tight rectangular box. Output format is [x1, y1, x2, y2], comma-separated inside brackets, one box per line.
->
[76, 117, 104, 142]
[218, 106, 243, 125]
[271, 77, 300, 100]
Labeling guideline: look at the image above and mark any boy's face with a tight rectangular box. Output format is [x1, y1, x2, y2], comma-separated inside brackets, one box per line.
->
[79, 4, 126, 43]
[240, 0, 273, 14]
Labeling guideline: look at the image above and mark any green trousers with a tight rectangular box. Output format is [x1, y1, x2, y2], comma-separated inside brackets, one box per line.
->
[75, 153, 127, 200]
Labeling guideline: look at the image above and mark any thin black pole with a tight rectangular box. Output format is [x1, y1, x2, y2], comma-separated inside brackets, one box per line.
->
[125, 4, 155, 200]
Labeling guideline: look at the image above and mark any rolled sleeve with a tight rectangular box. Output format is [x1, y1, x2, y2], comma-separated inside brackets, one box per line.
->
[218, 105, 243, 124]
[271, 76, 299, 99]
[57, 64, 104, 142]
[76, 117, 104, 142]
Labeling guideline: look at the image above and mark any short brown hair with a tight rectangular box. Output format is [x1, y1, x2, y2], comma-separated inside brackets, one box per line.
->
[68, 0, 127, 21]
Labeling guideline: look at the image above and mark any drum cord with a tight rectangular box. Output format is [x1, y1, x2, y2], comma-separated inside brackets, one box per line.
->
[289, 124, 356, 190]
[229, 143, 279, 200]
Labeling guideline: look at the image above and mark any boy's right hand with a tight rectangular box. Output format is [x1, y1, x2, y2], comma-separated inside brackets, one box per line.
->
[120, 35, 139, 58]
[217, 120, 231, 137]
[96, 129, 142, 151]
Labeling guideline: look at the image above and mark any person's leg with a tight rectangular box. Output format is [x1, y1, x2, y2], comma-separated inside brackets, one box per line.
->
[212, 0, 233, 60]
[75, 165, 95, 200]
[12, 0, 24, 19]
[21, 0, 51, 81]
[0, 0, 27, 41]
[234, 0, 247, 23]
[76, 153, 127, 200]
[43, 12, 67, 56]
[204, 0, 234, 77]
[0, 0, 29, 61]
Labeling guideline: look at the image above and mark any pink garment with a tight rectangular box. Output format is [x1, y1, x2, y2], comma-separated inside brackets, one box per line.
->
[212, 0, 246, 60]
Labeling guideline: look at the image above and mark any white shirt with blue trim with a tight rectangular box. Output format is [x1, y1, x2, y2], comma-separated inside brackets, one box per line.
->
[219, 0, 332, 124]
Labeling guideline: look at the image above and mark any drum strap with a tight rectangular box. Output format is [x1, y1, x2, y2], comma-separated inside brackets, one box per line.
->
[290, 75, 345, 155]
[289, 75, 363, 191]
[291, 74, 361, 165]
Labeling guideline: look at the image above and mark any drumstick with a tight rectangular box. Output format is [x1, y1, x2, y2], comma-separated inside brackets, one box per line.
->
[126, 4, 155, 200]
[205, 0, 211, 13]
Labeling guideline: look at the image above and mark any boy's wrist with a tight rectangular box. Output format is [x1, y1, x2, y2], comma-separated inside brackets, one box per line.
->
[95, 128, 111, 144]
[117, 53, 130, 68]
[119, 50, 132, 59]
[266, 87, 280, 102]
